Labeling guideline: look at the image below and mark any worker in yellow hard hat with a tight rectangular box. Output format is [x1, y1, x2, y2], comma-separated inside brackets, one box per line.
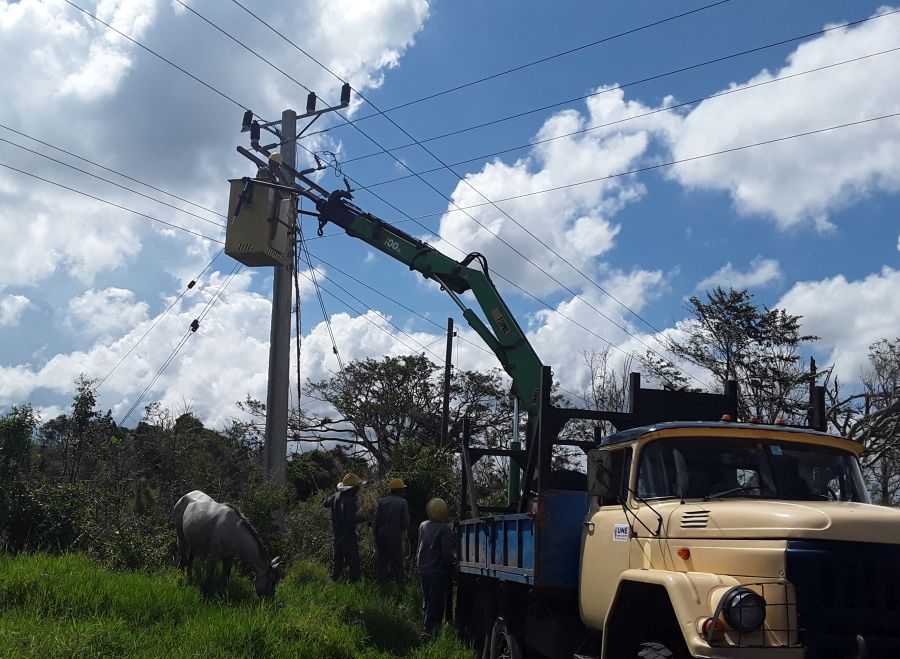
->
[374, 477, 410, 584]
[417, 497, 454, 632]
[323, 472, 367, 581]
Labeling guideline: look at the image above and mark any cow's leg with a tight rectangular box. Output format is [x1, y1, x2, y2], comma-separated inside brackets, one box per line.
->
[221, 556, 234, 590]
[203, 553, 220, 595]
[176, 526, 188, 570]
[186, 547, 196, 580]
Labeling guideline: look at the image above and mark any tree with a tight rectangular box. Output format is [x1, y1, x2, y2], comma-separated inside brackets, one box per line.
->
[304, 354, 512, 474]
[826, 338, 900, 502]
[646, 287, 818, 423]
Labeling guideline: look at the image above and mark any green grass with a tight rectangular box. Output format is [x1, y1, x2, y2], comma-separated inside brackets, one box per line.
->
[0, 554, 472, 658]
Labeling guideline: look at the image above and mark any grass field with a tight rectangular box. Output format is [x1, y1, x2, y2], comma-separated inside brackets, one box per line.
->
[0, 554, 473, 658]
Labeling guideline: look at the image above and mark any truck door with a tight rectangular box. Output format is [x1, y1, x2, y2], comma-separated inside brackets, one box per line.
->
[580, 446, 633, 629]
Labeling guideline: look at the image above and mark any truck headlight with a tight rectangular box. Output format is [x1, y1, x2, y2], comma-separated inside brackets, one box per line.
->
[722, 588, 766, 633]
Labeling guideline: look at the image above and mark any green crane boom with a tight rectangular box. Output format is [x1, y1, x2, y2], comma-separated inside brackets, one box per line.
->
[314, 189, 545, 414]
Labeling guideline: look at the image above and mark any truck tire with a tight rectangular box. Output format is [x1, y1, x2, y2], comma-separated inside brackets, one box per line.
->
[636, 641, 676, 658]
[489, 618, 523, 659]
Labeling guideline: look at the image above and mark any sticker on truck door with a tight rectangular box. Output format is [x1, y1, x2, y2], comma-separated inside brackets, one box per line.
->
[613, 523, 630, 542]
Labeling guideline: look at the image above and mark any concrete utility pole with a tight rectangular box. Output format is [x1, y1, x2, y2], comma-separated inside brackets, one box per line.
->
[262, 109, 296, 485]
[440, 317, 453, 447]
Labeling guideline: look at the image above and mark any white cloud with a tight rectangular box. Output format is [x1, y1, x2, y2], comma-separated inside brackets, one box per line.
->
[0, 0, 433, 424]
[65, 287, 149, 340]
[527, 267, 668, 394]
[696, 256, 782, 291]
[777, 267, 900, 378]
[433, 86, 676, 296]
[0, 294, 32, 327]
[0, 0, 432, 292]
[663, 8, 900, 230]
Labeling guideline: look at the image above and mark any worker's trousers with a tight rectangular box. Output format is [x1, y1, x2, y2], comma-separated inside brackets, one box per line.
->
[376, 528, 405, 584]
[420, 570, 451, 632]
[331, 532, 360, 582]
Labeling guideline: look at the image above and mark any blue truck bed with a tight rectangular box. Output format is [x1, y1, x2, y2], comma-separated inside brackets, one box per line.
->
[457, 490, 589, 589]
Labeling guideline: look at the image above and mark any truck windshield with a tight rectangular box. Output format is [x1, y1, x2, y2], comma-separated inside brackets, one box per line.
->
[636, 437, 869, 503]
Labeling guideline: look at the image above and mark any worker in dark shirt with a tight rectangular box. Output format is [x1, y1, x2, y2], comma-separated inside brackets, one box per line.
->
[417, 497, 455, 632]
[374, 477, 410, 584]
[324, 472, 367, 581]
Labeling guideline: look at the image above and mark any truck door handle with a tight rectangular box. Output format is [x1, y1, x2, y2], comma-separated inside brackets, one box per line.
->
[583, 522, 595, 532]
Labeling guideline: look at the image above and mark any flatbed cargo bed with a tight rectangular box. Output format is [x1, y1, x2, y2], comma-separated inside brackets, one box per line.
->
[457, 490, 589, 590]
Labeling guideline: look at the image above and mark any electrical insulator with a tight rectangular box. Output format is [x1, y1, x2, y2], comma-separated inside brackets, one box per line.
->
[241, 110, 253, 132]
[306, 92, 316, 114]
[190, 319, 199, 333]
[340, 82, 351, 106]
[250, 121, 260, 148]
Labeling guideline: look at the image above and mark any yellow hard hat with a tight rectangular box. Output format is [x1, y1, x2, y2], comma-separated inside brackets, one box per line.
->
[337, 472, 366, 491]
[268, 152, 283, 165]
[388, 477, 406, 491]
[426, 497, 449, 522]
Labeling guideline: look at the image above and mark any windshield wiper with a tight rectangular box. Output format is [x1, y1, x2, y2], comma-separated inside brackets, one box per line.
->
[703, 486, 761, 501]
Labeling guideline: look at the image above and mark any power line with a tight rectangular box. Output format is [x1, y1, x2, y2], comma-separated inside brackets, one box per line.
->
[295, 110, 900, 387]
[0, 136, 226, 229]
[0, 162, 224, 244]
[408, 112, 900, 213]
[309, 110, 900, 229]
[215, 16, 695, 388]
[295, 254, 444, 362]
[173, 0, 315, 96]
[306, 249, 491, 358]
[97, 249, 225, 389]
[63, 0, 248, 111]
[230, 0, 733, 140]
[361, 47, 900, 190]
[336, 9, 900, 164]
[57, 0, 683, 386]
[310, 48, 900, 368]
[118, 262, 242, 425]
[306, 249, 595, 405]
[297, 226, 344, 371]
[0, 124, 226, 218]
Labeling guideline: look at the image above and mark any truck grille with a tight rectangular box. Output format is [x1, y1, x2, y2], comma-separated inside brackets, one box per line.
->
[786, 540, 900, 658]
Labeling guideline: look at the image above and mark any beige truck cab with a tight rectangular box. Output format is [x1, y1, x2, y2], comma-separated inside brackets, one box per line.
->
[582, 421, 900, 659]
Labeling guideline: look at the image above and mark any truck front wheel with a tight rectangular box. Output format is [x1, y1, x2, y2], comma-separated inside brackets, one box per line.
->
[489, 617, 523, 659]
[637, 641, 680, 658]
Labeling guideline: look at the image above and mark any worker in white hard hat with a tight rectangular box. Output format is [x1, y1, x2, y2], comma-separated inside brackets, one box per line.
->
[255, 151, 282, 182]
[323, 472, 367, 581]
[374, 477, 410, 584]
[417, 497, 454, 632]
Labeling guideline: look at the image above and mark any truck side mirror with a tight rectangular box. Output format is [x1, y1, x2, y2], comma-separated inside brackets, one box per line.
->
[587, 449, 616, 504]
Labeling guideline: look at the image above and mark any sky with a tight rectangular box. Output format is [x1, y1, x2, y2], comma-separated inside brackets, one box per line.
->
[0, 0, 898, 429]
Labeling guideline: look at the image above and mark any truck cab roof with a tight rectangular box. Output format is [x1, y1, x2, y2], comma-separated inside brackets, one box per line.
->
[599, 420, 842, 447]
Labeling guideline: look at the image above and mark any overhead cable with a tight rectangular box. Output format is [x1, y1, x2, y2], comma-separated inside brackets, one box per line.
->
[208, 18, 696, 388]
[327, 8, 900, 155]
[360, 47, 900, 189]
[230, 0, 733, 139]
[0, 162, 224, 244]
[0, 123, 226, 218]
[0, 136, 225, 229]
[309, 110, 900, 231]
[118, 262, 242, 425]
[295, 256, 444, 363]
[63, 0, 248, 111]
[306, 250, 594, 406]
[97, 248, 225, 389]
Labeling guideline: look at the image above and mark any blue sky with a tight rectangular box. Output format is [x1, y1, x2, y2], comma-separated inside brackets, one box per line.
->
[0, 0, 898, 427]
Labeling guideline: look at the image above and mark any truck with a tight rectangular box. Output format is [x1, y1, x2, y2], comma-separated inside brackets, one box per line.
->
[227, 166, 900, 659]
